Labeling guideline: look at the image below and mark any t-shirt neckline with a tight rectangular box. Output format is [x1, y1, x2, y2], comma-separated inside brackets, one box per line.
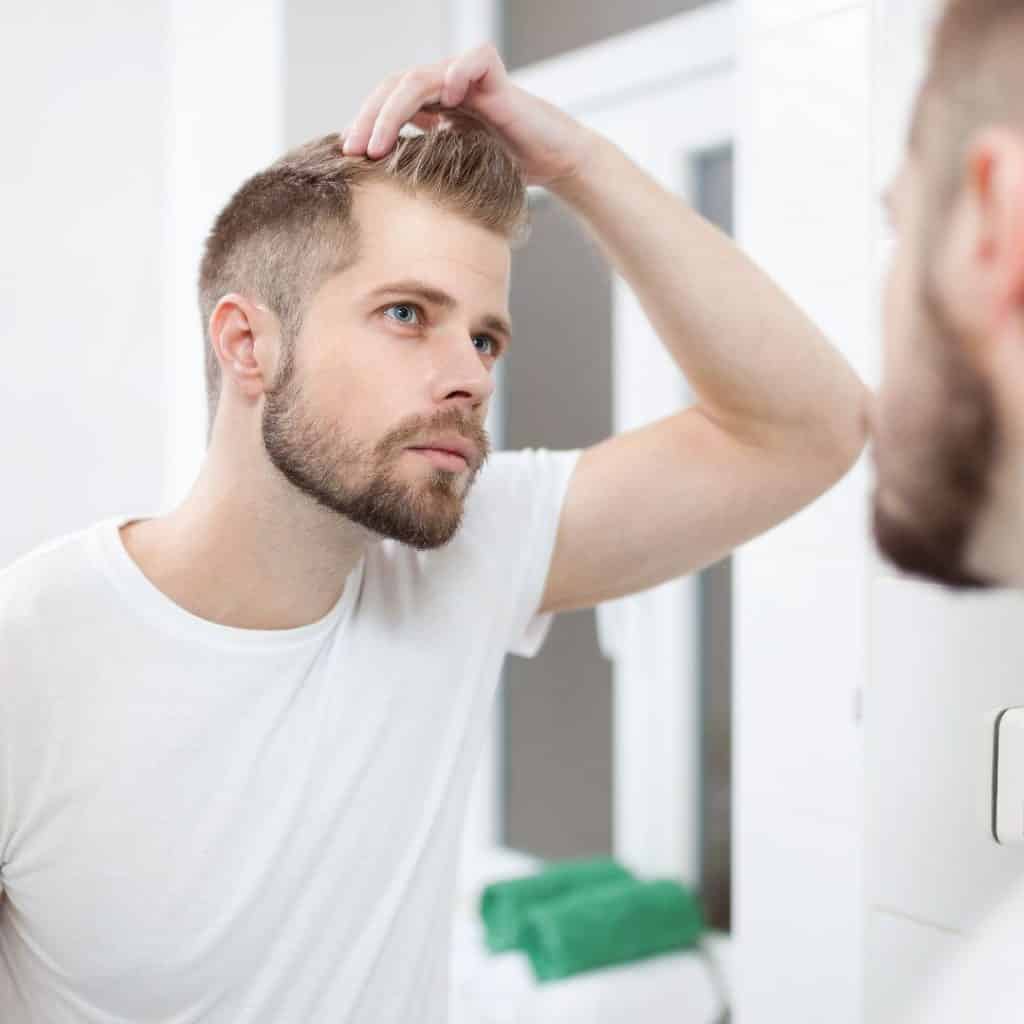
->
[90, 514, 365, 652]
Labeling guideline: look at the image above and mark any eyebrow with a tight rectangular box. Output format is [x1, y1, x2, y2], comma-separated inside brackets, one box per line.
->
[366, 279, 513, 344]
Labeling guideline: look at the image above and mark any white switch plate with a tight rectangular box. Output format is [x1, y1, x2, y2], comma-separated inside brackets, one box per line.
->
[992, 707, 1024, 845]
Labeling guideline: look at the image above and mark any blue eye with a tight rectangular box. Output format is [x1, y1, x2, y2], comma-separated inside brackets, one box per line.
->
[473, 335, 500, 358]
[384, 303, 420, 325]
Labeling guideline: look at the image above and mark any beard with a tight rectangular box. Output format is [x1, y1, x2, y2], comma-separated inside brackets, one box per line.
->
[260, 350, 490, 550]
[871, 276, 998, 590]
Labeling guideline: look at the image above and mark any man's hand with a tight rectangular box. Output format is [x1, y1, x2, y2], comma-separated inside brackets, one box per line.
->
[341, 42, 597, 190]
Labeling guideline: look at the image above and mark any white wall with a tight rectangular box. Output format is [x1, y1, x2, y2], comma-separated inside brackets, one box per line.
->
[0, 0, 285, 562]
[734, 1, 871, 1020]
[284, 0, 452, 149]
[1, 5, 171, 566]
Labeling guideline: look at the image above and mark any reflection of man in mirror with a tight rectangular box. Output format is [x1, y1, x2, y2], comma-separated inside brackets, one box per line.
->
[0, 42, 868, 1023]
[873, 0, 1024, 588]
[873, 1, 1024, 1020]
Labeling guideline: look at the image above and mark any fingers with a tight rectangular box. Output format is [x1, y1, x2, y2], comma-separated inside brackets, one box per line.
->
[342, 72, 404, 156]
[341, 43, 506, 160]
[343, 62, 449, 159]
[367, 64, 447, 156]
[441, 42, 505, 108]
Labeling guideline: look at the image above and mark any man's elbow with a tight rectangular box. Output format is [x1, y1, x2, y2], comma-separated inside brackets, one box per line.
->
[821, 382, 872, 483]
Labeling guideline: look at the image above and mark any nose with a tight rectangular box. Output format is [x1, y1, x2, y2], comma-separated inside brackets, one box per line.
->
[435, 332, 497, 404]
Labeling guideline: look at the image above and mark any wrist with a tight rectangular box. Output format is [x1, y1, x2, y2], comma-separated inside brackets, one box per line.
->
[546, 129, 616, 206]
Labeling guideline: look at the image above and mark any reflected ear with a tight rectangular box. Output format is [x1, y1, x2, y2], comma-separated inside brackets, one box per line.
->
[966, 130, 1024, 322]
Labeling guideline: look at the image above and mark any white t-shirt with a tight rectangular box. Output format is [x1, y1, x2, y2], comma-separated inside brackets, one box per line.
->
[0, 446, 583, 1024]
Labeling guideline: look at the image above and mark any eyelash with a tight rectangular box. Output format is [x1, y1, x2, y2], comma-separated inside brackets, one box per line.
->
[381, 302, 505, 359]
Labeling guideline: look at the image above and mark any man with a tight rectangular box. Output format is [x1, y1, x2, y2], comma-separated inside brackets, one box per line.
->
[872, 1, 1024, 1020]
[0, 43, 866, 1023]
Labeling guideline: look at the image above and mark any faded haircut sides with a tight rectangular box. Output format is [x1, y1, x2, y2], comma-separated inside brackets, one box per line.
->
[197, 113, 529, 442]
[912, 0, 1024, 211]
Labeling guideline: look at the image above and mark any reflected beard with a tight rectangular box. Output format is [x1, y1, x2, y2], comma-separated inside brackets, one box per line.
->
[871, 279, 998, 590]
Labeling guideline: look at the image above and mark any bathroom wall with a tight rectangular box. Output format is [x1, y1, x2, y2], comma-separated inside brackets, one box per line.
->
[1, 0, 285, 561]
[284, 0, 450, 149]
[1, 4, 172, 565]
[733, 1, 872, 1020]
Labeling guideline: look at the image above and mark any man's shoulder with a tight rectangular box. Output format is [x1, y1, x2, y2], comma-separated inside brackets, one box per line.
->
[0, 520, 100, 633]
[466, 447, 581, 512]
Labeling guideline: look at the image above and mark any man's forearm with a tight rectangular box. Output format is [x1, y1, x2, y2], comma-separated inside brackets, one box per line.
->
[549, 132, 869, 466]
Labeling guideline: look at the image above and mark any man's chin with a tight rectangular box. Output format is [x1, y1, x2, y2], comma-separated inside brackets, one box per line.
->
[871, 494, 994, 591]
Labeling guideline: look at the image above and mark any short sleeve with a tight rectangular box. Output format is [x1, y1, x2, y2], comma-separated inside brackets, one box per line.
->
[466, 447, 583, 660]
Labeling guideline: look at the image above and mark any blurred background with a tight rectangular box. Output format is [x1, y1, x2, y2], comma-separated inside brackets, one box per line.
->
[6, 1, 1024, 1021]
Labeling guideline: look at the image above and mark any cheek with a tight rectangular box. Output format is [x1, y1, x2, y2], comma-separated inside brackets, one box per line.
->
[877, 250, 924, 470]
[882, 239, 913, 368]
[880, 236, 928, 424]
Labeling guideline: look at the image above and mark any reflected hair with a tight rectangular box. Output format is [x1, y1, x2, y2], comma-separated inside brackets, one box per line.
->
[914, 0, 1024, 208]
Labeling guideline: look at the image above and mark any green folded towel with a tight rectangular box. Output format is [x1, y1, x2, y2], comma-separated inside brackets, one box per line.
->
[480, 856, 633, 952]
[520, 877, 705, 983]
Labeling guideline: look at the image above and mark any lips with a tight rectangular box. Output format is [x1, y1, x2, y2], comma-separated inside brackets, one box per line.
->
[407, 435, 476, 464]
[410, 447, 468, 464]
[409, 448, 469, 471]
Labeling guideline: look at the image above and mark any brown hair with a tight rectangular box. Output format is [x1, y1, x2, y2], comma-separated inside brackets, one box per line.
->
[914, 0, 1024, 206]
[197, 114, 529, 440]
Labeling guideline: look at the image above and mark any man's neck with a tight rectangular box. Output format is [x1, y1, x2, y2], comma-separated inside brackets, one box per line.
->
[118, 476, 372, 632]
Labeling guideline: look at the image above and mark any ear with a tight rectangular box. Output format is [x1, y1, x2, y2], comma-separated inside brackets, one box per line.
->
[965, 129, 1024, 332]
[958, 130, 1024, 443]
[209, 293, 279, 400]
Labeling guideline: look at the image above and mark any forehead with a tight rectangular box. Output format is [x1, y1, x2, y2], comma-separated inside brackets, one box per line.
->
[346, 181, 511, 294]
